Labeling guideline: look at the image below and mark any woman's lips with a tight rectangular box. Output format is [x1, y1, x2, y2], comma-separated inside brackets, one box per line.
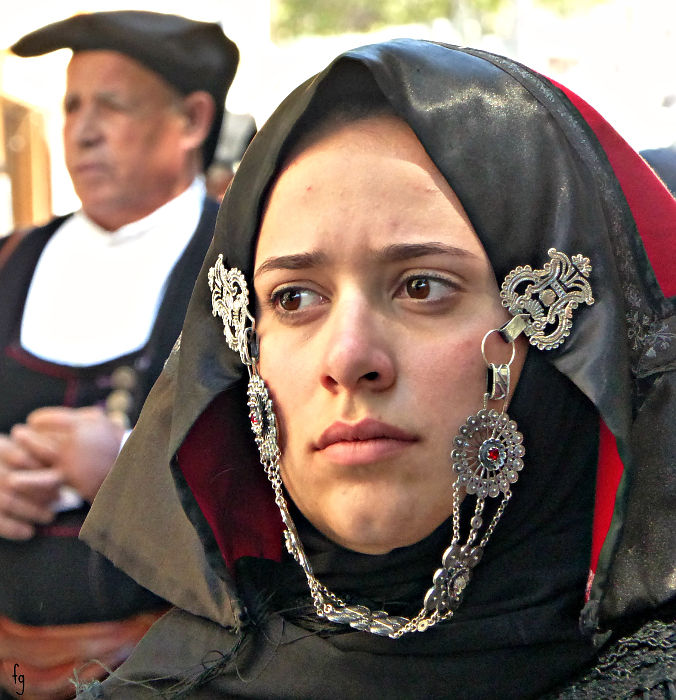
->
[314, 419, 418, 465]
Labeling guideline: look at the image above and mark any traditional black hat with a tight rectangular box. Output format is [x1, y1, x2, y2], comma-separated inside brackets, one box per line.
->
[11, 11, 240, 168]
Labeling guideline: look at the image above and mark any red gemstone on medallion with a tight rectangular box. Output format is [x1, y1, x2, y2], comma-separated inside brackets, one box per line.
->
[487, 447, 500, 461]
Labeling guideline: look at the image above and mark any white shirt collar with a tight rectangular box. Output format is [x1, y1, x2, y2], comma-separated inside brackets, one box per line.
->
[76, 176, 207, 246]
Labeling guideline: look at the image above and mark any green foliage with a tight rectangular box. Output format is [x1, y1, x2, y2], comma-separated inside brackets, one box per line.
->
[535, 0, 602, 14]
[272, 0, 452, 40]
[272, 0, 604, 40]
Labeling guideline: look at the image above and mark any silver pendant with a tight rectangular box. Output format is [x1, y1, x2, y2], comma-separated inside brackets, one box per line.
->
[206, 260, 526, 639]
[452, 408, 524, 499]
[424, 543, 484, 614]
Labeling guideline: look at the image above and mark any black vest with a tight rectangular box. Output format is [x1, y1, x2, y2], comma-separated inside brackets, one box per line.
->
[0, 200, 218, 625]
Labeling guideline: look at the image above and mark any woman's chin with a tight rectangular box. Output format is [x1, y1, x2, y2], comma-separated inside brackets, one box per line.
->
[313, 510, 447, 555]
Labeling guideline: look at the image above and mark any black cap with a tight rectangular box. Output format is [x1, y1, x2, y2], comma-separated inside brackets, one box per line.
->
[11, 11, 240, 168]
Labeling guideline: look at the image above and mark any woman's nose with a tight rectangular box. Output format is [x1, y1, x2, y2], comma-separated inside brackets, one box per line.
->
[320, 300, 395, 393]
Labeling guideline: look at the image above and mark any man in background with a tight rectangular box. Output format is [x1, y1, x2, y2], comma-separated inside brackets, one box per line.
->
[0, 11, 238, 698]
[205, 110, 257, 201]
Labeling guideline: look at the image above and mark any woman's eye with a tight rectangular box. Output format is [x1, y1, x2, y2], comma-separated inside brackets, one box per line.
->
[272, 287, 324, 313]
[398, 275, 456, 302]
[406, 277, 431, 299]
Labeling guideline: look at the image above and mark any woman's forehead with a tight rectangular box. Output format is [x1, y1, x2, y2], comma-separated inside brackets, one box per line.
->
[286, 113, 426, 169]
[263, 114, 463, 217]
[254, 114, 488, 268]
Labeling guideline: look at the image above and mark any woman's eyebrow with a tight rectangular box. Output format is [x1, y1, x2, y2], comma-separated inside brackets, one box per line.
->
[254, 242, 477, 278]
[376, 242, 479, 262]
[254, 251, 329, 278]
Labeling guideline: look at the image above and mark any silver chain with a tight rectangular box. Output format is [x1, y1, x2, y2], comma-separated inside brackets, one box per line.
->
[210, 262, 529, 640]
[243, 321, 526, 640]
[248, 373, 519, 639]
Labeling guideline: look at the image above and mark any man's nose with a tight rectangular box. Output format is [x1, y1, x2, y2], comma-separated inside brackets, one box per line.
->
[68, 104, 103, 148]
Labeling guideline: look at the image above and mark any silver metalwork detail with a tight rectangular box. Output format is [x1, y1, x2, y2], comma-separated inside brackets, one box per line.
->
[422, 326, 524, 619]
[500, 248, 594, 350]
[423, 543, 484, 613]
[452, 408, 524, 499]
[486, 363, 510, 401]
[208, 254, 255, 365]
[247, 374, 280, 469]
[498, 314, 529, 343]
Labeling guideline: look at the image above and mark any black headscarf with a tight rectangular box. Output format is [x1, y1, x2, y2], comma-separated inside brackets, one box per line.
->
[80, 40, 675, 698]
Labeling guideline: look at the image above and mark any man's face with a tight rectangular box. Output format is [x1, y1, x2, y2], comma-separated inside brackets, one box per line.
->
[64, 50, 193, 230]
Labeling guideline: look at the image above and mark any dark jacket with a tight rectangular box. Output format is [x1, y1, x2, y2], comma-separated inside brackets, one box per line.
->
[0, 198, 218, 626]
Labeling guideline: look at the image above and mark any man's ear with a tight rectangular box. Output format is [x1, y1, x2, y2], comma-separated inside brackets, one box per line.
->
[180, 91, 216, 149]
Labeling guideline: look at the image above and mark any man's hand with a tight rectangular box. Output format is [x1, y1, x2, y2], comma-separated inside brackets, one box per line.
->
[26, 406, 125, 504]
[0, 432, 63, 540]
[0, 407, 125, 540]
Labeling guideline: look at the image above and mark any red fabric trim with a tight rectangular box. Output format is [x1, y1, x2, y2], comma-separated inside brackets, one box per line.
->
[5, 344, 80, 407]
[5, 344, 79, 380]
[590, 421, 625, 575]
[551, 80, 676, 298]
[550, 80, 676, 588]
[35, 525, 82, 538]
[177, 390, 283, 570]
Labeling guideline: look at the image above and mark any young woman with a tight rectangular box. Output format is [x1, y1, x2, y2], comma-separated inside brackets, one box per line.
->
[76, 40, 675, 698]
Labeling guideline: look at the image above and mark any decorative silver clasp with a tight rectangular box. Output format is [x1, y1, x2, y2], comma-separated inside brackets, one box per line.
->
[499, 248, 594, 351]
[480, 327, 516, 407]
[208, 254, 260, 374]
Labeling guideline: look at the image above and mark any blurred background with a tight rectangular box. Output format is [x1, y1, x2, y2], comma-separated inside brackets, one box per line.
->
[0, 0, 674, 231]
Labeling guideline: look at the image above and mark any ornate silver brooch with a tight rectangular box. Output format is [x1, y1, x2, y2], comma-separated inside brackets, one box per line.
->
[500, 248, 594, 351]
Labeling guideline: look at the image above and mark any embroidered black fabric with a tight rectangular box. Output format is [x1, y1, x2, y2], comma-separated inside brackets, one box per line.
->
[546, 617, 676, 699]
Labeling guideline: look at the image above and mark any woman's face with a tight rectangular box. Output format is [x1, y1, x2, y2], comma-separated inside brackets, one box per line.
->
[254, 114, 525, 555]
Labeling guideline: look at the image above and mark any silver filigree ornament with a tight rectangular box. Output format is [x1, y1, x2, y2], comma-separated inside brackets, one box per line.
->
[420, 249, 595, 619]
[208, 256, 279, 467]
[452, 409, 525, 499]
[204, 249, 594, 636]
[500, 248, 595, 350]
[423, 543, 483, 614]
[451, 330, 524, 501]
[208, 254, 255, 365]
[247, 374, 280, 470]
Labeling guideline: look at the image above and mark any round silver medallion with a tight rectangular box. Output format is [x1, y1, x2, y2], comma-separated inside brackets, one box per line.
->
[451, 409, 525, 498]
